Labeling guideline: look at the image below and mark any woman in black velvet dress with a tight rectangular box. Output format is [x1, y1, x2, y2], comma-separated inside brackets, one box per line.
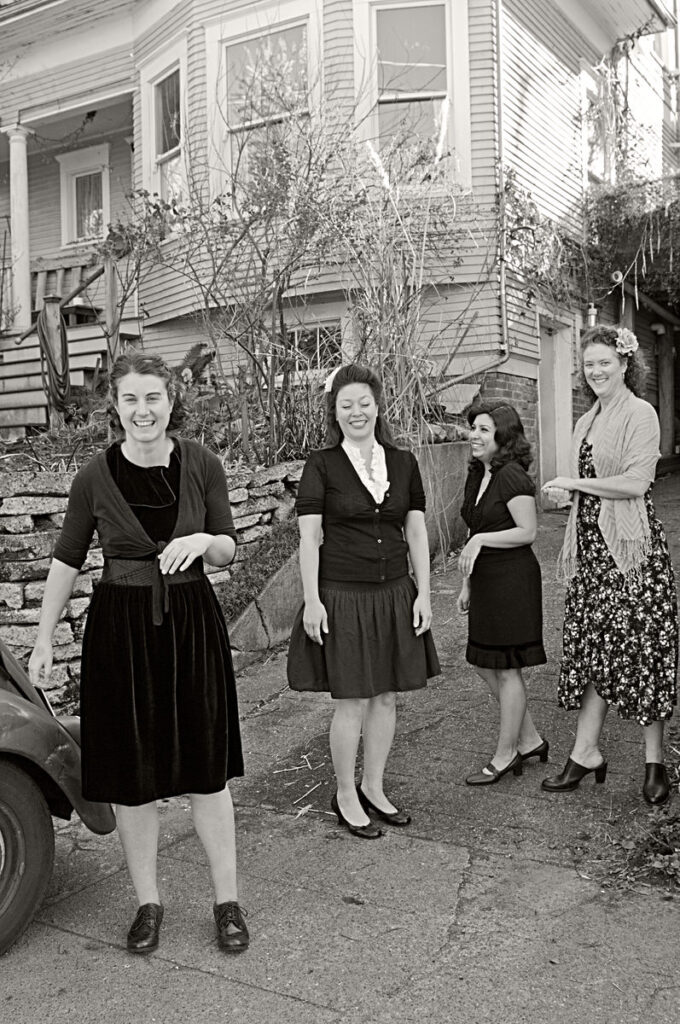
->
[457, 402, 547, 786]
[28, 352, 248, 956]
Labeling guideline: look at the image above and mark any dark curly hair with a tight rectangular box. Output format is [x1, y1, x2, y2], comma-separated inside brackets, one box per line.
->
[324, 364, 398, 448]
[466, 401, 533, 471]
[107, 350, 187, 434]
[579, 325, 647, 399]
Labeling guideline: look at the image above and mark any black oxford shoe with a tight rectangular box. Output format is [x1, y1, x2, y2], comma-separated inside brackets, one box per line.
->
[126, 902, 164, 954]
[214, 901, 249, 952]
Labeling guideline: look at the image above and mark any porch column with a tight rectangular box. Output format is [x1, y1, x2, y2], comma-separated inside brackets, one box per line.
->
[3, 124, 32, 331]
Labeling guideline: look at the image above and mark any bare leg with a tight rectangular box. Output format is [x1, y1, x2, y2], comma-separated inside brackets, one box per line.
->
[329, 697, 370, 826]
[475, 667, 542, 755]
[115, 802, 160, 906]
[189, 786, 238, 904]
[643, 720, 664, 763]
[491, 668, 528, 769]
[570, 682, 608, 768]
[360, 692, 398, 814]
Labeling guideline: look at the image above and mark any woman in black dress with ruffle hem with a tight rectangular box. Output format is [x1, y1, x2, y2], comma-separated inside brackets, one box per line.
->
[287, 364, 440, 838]
[457, 402, 547, 785]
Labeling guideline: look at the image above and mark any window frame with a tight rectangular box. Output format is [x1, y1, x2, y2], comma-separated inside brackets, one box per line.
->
[204, 0, 321, 198]
[354, 0, 471, 186]
[139, 37, 188, 201]
[580, 62, 615, 187]
[55, 143, 111, 247]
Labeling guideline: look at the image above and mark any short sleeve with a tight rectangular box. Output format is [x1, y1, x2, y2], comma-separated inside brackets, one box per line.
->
[621, 403, 660, 484]
[408, 453, 426, 512]
[203, 452, 237, 540]
[52, 470, 96, 570]
[295, 452, 326, 516]
[494, 461, 536, 505]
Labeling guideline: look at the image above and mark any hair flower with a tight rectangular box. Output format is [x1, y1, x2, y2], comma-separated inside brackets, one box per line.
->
[615, 327, 639, 356]
[323, 366, 342, 393]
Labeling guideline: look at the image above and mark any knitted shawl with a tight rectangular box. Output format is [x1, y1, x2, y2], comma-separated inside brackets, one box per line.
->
[558, 389, 660, 580]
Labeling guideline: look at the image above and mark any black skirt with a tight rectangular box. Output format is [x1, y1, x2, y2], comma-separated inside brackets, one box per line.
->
[466, 547, 546, 670]
[287, 575, 440, 699]
[80, 575, 244, 806]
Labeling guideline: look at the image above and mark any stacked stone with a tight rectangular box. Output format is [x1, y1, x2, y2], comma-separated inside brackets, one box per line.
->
[0, 458, 304, 705]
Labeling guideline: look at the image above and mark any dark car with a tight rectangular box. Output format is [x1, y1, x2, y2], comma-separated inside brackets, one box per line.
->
[0, 636, 115, 955]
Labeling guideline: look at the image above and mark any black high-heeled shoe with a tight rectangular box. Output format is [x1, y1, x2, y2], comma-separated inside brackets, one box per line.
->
[643, 763, 670, 806]
[330, 793, 382, 839]
[356, 785, 411, 826]
[465, 751, 523, 786]
[541, 757, 607, 792]
[519, 739, 549, 763]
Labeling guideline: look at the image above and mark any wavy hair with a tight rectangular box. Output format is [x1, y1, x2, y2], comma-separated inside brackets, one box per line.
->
[579, 324, 647, 399]
[466, 401, 533, 471]
[324, 364, 398, 448]
[107, 350, 187, 433]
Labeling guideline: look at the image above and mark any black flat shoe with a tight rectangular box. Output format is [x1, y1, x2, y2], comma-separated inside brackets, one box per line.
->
[331, 793, 382, 839]
[356, 785, 411, 826]
[126, 902, 164, 954]
[465, 752, 523, 786]
[643, 763, 670, 806]
[519, 739, 549, 763]
[214, 901, 249, 952]
[541, 757, 607, 792]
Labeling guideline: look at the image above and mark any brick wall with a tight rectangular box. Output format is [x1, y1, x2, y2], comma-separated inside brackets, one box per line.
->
[475, 371, 540, 471]
[0, 459, 303, 707]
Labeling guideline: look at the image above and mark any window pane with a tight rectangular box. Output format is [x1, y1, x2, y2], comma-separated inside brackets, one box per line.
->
[377, 5, 446, 96]
[378, 97, 444, 148]
[156, 69, 181, 157]
[75, 172, 103, 238]
[226, 24, 307, 128]
[159, 153, 183, 203]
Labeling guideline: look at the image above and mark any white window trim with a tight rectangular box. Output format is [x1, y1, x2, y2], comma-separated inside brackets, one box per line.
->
[580, 61, 614, 187]
[55, 144, 111, 247]
[139, 36, 188, 198]
[204, 0, 322, 198]
[354, 0, 471, 186]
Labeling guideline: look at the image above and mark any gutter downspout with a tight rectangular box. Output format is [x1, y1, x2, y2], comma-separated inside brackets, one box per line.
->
[495, 0, 511, 364]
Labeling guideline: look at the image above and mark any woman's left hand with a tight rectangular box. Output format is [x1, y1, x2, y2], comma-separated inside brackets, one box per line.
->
[458, 536, 482, 578]
[412, 593, 432, 636]
[542, 476, 575, 494]
[158, 533, 211, 575]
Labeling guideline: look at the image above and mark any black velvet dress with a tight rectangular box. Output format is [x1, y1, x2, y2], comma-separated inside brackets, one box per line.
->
[78, 443, 244, 805]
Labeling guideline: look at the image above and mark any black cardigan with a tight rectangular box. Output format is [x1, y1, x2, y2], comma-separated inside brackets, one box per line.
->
[54, 438, 236, 570]
[295, 445, 426, 583]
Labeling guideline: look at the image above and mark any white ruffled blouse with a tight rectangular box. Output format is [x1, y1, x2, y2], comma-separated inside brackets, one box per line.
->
[341, 438, 390, 504]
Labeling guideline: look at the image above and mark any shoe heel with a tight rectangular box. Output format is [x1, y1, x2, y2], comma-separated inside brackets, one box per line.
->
[539, 744, 549, 764]
[594, 761, 607, 784]
[512, 758, 523, 777]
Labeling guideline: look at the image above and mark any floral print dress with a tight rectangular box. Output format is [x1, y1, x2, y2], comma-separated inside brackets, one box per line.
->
[558, 441, 678, 725]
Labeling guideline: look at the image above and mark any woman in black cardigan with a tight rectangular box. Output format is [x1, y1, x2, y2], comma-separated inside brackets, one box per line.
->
[287, 365, 440, 838]
[28, 352, 248, 956]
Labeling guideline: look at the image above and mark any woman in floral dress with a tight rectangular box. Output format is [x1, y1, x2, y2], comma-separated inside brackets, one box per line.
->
[541, 324, 678, 805]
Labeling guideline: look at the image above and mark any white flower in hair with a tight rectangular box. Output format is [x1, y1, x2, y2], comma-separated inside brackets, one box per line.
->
[323, 366, 342, 393]
[615, 327, 639, 356]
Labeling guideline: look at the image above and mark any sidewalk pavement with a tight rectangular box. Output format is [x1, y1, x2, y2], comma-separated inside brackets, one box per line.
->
[3, 475, 680, 1024]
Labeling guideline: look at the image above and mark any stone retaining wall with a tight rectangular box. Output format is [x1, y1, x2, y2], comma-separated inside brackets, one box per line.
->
[0, 459, 304, 705]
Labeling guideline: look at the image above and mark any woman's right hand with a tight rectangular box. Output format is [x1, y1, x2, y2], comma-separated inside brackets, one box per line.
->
[303, 600, 329, 645]
[28, 639, 53, 687]
[457, 581, 470, 615]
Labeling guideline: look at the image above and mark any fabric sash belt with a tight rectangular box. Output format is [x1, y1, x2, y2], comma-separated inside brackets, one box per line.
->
[101, 555, 204, 626]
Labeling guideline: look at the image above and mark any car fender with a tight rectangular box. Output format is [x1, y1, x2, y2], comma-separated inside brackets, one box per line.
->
[0, 691, 115, 835]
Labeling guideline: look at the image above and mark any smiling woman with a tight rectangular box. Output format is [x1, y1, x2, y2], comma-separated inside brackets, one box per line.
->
[27, 351, 250, 955]
[287, 364, 440, 839]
